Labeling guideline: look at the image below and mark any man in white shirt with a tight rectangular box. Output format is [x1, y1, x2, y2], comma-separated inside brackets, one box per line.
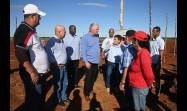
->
[64, 25, 81, 89]
[101, 28, 115, 59]
[150, 26, 165, 98]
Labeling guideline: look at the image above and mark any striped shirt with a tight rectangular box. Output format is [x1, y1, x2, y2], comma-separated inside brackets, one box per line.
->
[14, 22, 49, 73]
[121, 42, 137, 68]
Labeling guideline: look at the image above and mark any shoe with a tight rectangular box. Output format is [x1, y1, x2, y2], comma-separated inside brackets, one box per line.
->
[63, 99, 71, 103]
[58, 101, 65, 106]
[106, 88, 110, 93]
[85, 96, 91, 101]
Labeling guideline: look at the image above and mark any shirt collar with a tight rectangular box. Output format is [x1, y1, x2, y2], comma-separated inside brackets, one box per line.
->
[21, 21, 35, 31]
[152, 35, 161, 41]
[54, 36, 63, 42]
[69, 34, 77, 37]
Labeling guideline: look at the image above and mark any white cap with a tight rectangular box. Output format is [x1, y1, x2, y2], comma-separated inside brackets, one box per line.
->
[23, 4, 46, 16]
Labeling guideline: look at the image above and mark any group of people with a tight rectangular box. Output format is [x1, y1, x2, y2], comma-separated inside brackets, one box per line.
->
[13, 4, 165, 111]
[101, 27, 165, 110]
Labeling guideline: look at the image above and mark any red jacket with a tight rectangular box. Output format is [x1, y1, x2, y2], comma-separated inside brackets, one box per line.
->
[129, 48, 155, 88]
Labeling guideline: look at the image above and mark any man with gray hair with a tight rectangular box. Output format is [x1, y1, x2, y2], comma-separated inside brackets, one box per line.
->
[80, 23, 100, 101]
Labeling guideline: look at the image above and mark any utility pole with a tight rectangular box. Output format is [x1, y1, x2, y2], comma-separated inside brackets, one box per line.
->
[174, 18, 177, 56]
[149, 0, 152, 36]
[120, 0, 124, 30]
[16, 17, 18, 29]
[164, 13, 168, 64]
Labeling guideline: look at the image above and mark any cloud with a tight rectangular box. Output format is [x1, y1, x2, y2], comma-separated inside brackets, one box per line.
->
[77, 2, 109, 8]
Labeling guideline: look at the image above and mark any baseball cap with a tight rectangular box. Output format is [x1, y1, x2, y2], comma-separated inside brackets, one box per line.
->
[23, 4, 46, 16]
[134, 31, 148, 41]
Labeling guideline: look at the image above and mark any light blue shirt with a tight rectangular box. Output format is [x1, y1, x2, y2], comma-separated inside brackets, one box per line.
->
[107, 44, 123, 63]
[45, 36, 67, 64]
[80, 32, 100, 64]
[121, 42, 137, 68]
[150, 36, 165, 64]
[64, 34, 81, 60]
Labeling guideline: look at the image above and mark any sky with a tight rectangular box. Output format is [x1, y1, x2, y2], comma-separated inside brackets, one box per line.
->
[10, 0, 177, 38]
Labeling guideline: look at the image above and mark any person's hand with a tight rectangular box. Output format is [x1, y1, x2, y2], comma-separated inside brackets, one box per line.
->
[30, 72, 39, 84]
[102, 54, 105, 59]
[150, 81, 156, 94]
[106, 41, 111, 48]
[58, 64, 64, 68]
[119, 82, 125, 91]
[85, 62, 91, 69]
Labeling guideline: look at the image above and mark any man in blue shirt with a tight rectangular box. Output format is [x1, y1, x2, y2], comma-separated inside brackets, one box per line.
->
[80, 23, 100, 101]
[45, 25, 69, 106]
[64, 25, 81, 89]
[119, 30, 137, 110]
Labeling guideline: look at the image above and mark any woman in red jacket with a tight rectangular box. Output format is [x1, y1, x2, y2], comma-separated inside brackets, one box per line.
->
[120, 31, 155, 111]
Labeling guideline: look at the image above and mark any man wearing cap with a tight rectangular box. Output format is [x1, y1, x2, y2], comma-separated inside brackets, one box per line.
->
[14, 4, 48, 111]
[150, 26, 165, 98]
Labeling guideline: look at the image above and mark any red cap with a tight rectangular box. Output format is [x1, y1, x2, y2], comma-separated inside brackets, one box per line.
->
[134, 31, 148, 41]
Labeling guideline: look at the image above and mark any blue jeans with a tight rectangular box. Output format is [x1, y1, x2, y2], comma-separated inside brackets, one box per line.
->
[51, 65, 68, 102]
[106, 61, 120, 88]
[132, 87, 149, 111]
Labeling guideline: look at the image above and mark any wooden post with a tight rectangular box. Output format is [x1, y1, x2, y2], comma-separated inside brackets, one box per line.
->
[163, 13, 168, 64]
[149, 0, 152, 36]
[174, 18, 177, 56]
[120, 0, 124, 30]
[16, 17, 18, 29]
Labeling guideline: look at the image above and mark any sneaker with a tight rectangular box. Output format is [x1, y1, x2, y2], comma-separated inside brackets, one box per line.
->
[106, 88, 110, 93]
[58, 101, 65, 106]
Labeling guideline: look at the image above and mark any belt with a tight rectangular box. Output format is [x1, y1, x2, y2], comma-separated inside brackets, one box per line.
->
[58, 64, 65, 68]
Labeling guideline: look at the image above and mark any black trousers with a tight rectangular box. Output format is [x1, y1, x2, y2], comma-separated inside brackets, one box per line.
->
[19, 67, 48, 111]
[67, 60, 80, 87]
[152, 61, 161, 96]
[84, 63, 98, 96]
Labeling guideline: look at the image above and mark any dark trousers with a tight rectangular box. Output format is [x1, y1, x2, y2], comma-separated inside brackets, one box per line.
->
[84, 63, 98, 96]
[19, 68, 48, 111]
[67, 60, 79, 87]
[152, 62, 161, 96]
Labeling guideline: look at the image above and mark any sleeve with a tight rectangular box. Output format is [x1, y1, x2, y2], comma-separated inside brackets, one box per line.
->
[14, 31, 34, 65]
[101, 38, 107, 50]
[140, 50, 155, 87]
[45, 38, 57, 64]
[80, 36, 88, 63]
[160, 39, 165, 50]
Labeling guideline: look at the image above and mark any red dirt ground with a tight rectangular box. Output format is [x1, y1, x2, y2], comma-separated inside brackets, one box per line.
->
[10, 38, 177, 111]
